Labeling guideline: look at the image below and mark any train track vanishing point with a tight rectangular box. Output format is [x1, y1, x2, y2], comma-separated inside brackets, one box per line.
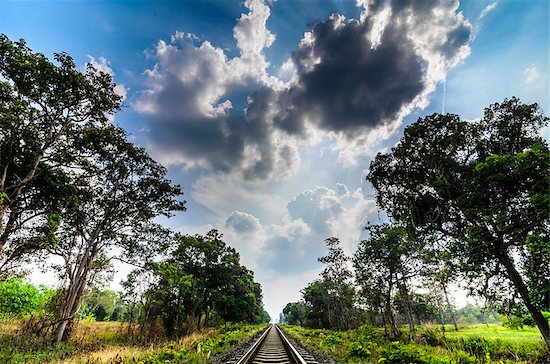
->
[234, 325, 319, 364]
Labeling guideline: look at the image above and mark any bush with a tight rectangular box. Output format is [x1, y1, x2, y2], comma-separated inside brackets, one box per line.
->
[501, 312, 550, 329]
[416, 326, 446, 347]
[460, 336, 491, 362]
[0, 278, 51, 318]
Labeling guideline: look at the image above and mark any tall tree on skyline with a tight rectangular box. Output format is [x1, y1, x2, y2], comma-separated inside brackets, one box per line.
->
[0, 35, 121, 270]
[368, 98, 550, 348]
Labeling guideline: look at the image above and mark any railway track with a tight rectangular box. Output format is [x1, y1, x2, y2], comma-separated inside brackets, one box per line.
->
[233, 325, 319, 364]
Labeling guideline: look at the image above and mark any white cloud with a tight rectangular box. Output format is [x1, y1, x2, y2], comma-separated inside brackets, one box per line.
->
[135, 0, 299, 180]
[524, 65, 540, 84]
[225, 210, 262, 234]
[479, 2, 498, 21]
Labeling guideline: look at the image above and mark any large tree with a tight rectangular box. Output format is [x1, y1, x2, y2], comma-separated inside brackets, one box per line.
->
[48, 126, 184, 342]
[302, 237, 358, 330]
[125, 230, 268, 337]
[0, 35, 121, 270]
[354, 224, 421, 338]
[367, 98, 550, 348]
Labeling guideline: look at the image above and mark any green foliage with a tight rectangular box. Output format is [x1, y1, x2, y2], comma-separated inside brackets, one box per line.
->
[0, 278, 51, 318]
[283, 323, 547, 364]
[0, 320, 265, 363]
[286, 238, 360, 331]
[0, 33, 122, 272]
[137, 323, 266, 363]
[354, 224, 421, 337]
[501, 312, 550, 330]
[282, 301, 309, 325]
[123, 230, 268, 338]
[367, 97, 550, 347]
[79, 289, 127, 322]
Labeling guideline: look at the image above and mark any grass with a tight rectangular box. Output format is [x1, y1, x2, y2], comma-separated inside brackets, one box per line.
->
[444, 324, 542, 342]
[281, 323, 549, 364]
[0, 320, 266, 363]
[1, 320, 547, 363]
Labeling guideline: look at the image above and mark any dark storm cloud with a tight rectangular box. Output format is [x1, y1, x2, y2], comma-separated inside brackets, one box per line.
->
[144, 86, 277, 177]
[138, 0, 472, 178]
[273, 1, 472, 137]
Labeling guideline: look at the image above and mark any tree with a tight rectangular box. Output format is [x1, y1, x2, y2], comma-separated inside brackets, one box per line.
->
[0, 35, 121, 268]
[0, 278, 52, 317]
[282, 302, 309, 325]
[367, 98, 550, 348]
[125, 230, 268, 337]
[48, 126, 184, 342]
[80, 289, 124, 321]
[300, 237, 358, 330]
[354, 224, 421, 338]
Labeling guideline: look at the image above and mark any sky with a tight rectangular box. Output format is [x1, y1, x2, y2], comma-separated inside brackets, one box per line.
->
[2, 0, 548, 321]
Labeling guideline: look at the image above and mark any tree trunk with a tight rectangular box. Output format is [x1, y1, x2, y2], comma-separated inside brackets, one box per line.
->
[398, 280, 415, 335]
[54, 248, 94, 342]
[204, 306, 210, 328]
[436, 297, 446, 334]
[498, 249, 550, 350]
[385, 281, 399, 339]
[54, 272, 87, 342]
[442, 283, 458, 331]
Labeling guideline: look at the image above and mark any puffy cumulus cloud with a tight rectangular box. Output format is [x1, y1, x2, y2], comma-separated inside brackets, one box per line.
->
[136, 0, 295, 180]
[225, 210, 262, 234]
[137, 0, 472, 178]
[256, 183, 378, 273]
[269, 0, 471, 164]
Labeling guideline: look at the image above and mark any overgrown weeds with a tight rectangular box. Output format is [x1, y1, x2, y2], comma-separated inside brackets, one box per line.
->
[281, 323, 548, 363]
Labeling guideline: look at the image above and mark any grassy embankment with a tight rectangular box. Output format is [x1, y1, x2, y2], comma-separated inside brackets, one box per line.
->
[281, 323, 548, 363]
[0, 320, 267, 364]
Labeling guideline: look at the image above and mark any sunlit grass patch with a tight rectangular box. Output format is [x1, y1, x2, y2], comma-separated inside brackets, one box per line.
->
[444, 324, 542, 342]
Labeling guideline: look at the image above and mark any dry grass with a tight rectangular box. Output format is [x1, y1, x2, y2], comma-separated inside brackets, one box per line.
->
[0, 318, 23, 334]
[59, 326, 219, 363]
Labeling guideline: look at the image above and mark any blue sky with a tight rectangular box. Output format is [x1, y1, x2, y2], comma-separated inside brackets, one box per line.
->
[3, 0, 548, 320]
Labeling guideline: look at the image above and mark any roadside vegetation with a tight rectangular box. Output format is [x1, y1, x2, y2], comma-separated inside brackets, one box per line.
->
[0, 319, 265, 363]
[280, 96, 549, 361]
[0, 35, 270, 363]
[282, 323, 547, 363]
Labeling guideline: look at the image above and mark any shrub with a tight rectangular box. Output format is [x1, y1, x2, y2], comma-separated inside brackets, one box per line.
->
[0, 278, 51, 318]
[348, 341, 371, 358]
[416, 326, 446, 347]
[461, 336, 491, 362]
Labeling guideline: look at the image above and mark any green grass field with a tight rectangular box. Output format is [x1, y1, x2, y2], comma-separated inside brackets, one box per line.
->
[444, 324, 542, 342]
[281, 323, 548, 364]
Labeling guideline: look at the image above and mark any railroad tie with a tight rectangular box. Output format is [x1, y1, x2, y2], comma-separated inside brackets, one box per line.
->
[253, 327, 291, 363]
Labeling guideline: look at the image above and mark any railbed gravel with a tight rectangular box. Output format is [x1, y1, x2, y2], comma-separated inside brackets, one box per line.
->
[211, 327, 265, 364]
[211, 325, 335, 364]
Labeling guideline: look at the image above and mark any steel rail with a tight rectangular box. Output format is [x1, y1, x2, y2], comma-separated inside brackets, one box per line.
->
[235, 325, 315, 364]
[235, 324, 272, 364]
[275, 325, 308, 364]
